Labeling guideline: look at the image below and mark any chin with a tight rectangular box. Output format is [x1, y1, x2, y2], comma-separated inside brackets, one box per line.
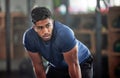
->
[43, 38, 51, 41]
[44, 39, 50, 41]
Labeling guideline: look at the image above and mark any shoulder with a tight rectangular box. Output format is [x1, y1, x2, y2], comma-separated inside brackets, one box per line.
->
[60, 26, 75, 40]
[54, 21, 76, 52]
[23, 27, 37, 45]
[23, 27, 36, 39]
[54, 21, 74, 37]
[23, 27, 34, 36]
[23, 27, 38, 52]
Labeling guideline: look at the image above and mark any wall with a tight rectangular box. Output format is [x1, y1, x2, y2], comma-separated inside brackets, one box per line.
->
[0, 0, 53, 14]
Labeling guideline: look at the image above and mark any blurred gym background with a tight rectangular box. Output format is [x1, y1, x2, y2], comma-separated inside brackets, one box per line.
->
[0, 0, 120, 78]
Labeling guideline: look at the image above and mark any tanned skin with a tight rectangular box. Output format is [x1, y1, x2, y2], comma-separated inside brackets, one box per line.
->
[63, 45, 82, 78]
[27, 18, 82, 78]
[28, 51, 46, 78]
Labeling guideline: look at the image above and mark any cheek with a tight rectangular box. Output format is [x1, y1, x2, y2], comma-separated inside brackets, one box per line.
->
[36, 31, 43, 37]
[34, 28, 43, 37]
[49, 26, 53, 33]
[49, 29, 52, 33]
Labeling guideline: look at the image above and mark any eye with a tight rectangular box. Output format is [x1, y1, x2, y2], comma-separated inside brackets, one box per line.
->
[46, 23, 51, 28]
[36, 26, 44, 30]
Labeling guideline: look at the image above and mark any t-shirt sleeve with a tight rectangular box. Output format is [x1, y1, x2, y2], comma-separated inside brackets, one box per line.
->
[23, 31, 37, 52]
[59, 27, 77, 53]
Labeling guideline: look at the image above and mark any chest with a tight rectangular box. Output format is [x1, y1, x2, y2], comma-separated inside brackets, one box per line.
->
[36, 40, 63, 64]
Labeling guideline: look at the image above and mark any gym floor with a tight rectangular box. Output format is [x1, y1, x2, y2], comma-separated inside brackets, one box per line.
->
[0, 71, 35, 78]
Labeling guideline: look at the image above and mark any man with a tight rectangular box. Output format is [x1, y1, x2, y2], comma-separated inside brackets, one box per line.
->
[23, 6, 93, 78]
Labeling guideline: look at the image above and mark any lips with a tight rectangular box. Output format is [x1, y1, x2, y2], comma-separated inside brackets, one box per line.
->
[43, 34, 50, 37]
[42, 34, 51, 40]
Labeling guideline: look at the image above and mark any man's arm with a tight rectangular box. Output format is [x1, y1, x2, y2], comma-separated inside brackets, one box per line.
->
[27, 51, 46, 78]
[63, 45, 82, 78]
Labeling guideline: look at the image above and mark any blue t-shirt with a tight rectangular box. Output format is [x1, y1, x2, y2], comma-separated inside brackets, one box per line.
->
[23, 21, 91, 69]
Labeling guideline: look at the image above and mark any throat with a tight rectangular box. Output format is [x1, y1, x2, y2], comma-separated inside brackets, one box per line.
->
[43, 40, 51, 46]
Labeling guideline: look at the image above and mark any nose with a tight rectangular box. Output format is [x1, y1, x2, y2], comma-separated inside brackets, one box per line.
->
[43, 27, 49, 33]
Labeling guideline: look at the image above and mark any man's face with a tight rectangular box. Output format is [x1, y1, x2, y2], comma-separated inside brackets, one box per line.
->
[34, 18, 53, 41]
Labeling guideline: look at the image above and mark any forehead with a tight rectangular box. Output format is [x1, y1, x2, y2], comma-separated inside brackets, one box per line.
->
[35, 18, 52, 26]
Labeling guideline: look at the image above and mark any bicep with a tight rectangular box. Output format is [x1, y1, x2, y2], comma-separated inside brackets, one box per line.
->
[63, 45, 79, 65]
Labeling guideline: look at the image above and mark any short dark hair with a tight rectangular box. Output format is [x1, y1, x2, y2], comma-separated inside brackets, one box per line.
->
[31, 7, 52, 24]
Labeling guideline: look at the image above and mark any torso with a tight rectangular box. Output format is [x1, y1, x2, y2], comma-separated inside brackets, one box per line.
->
[23, 21, 91, 68]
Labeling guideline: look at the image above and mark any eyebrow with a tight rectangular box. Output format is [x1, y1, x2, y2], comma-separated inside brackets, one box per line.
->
[45, 23, 50, 26]
[36, 23, 50, 27]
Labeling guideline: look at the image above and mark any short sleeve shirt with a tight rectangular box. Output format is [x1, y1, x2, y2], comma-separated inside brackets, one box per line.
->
[23, 21, 90, 69]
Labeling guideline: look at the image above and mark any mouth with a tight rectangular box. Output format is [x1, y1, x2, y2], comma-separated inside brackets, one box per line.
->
[42, 34, 51, 41]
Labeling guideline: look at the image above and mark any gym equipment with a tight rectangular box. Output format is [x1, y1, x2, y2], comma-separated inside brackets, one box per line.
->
[112, 16, 120, 28]
[113, 40, 120, 52]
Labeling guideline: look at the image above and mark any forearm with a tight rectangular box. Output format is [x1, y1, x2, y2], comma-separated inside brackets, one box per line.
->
[33, 64, 46, 78]
[63, 45, 82, 78]
[68, 63, 81, 78]
[27, 52, 46, 78]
